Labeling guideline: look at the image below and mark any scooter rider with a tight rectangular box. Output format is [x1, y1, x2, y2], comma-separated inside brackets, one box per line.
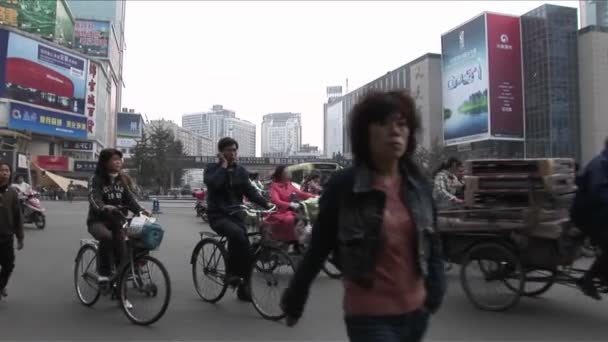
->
[204, 137, 272, 301]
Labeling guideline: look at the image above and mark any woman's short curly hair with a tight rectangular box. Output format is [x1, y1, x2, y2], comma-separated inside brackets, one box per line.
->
[348, 90, 420, 166]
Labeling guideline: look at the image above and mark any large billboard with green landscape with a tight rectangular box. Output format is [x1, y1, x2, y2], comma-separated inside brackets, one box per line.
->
[0, 0, 74, 47]
[441, 14, 489, 145]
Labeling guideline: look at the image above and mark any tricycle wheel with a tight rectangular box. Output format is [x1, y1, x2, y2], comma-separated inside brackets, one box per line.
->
[460, 242, 524, 311]
[505, 269, 556, 297]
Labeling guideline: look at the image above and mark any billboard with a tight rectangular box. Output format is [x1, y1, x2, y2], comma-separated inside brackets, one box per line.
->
[74, 160, 96, 172]
[3, 32, 88, 115]
[117, 112, 143, 138]
[0, 0, 74, 46]
[9, 102, 87, 139]
[486, 13, 524, 139]
[34, 155, 71, 172]
[442, 14, 489, 145]
[85, 62, 98, 137]
[74, 19, 110, 57]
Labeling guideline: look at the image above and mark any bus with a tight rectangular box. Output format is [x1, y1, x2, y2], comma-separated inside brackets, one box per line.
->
[287, 162, 343, 186]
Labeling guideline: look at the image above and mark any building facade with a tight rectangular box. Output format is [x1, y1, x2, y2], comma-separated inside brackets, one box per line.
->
[337, 53, 442, 158]
[182, 105, 255, 156]
[578, 25, 608, 165]
[67, 0, 127, 147]
[522, 4, 581, 161]
[261, 112, 302, 158]
[147, 119, 213, 157]
[581, 0, 608, 28]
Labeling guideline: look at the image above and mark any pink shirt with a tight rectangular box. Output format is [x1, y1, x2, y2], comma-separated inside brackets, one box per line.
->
[343, 176, 426, 316]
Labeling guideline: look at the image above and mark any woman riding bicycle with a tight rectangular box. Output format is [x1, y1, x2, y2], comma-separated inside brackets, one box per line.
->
[87, 148, 150, 283]
[264, 165, 316, 242]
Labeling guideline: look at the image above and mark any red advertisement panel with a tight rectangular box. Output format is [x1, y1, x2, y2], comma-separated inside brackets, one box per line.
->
[35, 155, 71, 172]
[486, 13, 524, 139]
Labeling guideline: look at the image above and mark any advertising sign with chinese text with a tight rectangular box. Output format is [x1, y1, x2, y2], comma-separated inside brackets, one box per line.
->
[85, 62, 98, 137]
[441, 14, 489, 145]
[62, 140, 93, 151]
[3, 32, 88, 115]
[9, 103, 87, 139]
[74, 19, 110, 57]
[117, 112, 143, 138]
[74, 160, 96, 172]
[486, 13, 524, 140]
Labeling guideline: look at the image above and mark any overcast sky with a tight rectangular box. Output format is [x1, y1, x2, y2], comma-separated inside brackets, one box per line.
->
[121, 0, 578, 156]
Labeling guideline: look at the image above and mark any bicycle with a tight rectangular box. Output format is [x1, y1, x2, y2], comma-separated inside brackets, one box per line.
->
[73, 211, 171, 325]
[190, 204, 295, 320]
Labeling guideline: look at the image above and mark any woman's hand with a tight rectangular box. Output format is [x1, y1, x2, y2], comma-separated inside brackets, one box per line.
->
[289, 202, 301, 210]
[141, 209, 152, 217]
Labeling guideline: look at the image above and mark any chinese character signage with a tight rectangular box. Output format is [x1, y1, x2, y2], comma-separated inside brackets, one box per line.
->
[3, 32, 88, 115]
[74, 160, 97, 172]
[9, 103, 87, 139]
[62, 140, 93, 151]
[85, 62, 98, 137]
[74, 19, 110, 57]
[486, 13, 524, 140]
[117, 112, 143, 138]
[441, 14, 489, 146]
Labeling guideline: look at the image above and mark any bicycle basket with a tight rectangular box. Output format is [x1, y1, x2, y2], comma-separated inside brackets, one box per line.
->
[130, 219, 164, 250]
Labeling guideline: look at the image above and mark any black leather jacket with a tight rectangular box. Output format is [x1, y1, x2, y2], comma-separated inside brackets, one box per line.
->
[204, 162, 268, 218]
[281, 161, 447, 319]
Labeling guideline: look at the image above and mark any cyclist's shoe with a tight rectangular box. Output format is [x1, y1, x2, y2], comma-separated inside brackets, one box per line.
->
[97, 275, 110, 284]
[237, 284, 252, 302]
[577, 278, 602, 300]
[226, 275, 241, 288]
[123, 299, 134, 310]
[0, 288, 7, 297]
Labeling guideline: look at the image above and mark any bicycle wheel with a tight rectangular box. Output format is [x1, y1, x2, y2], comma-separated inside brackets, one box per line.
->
[460, 242, 524, 311]
[504, 269, 556, 297]
[250, 246, 295, 320]
[191, 238, 229, 303]
[119, 255, 171, 326]
[74, 244, 101, 306]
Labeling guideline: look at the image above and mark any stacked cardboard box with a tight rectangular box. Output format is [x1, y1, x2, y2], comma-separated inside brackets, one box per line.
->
[438, 158, 576, 233]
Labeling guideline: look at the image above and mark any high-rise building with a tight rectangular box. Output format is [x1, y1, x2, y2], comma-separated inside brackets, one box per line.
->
[578, 25, 608, 165]
[67, 0, 127, 147]
[338, 53, 443, 158]
[261, 113, 302, 158]
[522, 4, 580, 161]
[182, 105, 255, 156]
[224, 117, 256, 157]
[581, 0, 608, 28]
[147, 119, 213, 157]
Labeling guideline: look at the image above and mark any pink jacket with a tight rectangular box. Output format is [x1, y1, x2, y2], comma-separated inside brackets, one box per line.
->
[269, 181, 314, 211]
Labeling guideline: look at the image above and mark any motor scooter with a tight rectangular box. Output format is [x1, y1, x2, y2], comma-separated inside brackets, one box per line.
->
[21, 190, 46, 229]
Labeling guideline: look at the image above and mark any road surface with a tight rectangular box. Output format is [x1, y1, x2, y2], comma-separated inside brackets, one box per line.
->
[1, 201, 607, 341]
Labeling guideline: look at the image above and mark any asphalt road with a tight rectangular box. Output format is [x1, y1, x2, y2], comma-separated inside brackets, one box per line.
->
[1, 201, 607, 341]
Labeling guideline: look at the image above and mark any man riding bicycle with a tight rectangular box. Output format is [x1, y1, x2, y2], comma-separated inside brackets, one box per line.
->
[87, 149, 151, 285]
[204, 137, 272, 301]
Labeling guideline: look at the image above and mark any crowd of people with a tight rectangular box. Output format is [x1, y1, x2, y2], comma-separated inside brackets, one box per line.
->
[1, 89, 607, 342]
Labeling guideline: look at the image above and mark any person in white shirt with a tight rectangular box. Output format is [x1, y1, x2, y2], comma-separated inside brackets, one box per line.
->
[11, 175, 31, 198]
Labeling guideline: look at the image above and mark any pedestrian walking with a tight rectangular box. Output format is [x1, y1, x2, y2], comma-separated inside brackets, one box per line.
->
[0, 161, 24, 301]
[281, 91, 446, 342]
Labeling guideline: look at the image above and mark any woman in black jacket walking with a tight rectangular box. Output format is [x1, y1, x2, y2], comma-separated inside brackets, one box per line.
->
[281, 91, 446, 342]
[87, 149, 150, 284]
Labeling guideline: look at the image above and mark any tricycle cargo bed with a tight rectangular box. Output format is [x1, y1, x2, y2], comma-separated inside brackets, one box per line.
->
[464, 158, 575, 177]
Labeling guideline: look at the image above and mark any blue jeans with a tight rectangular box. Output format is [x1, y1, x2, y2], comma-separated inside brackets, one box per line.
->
[345, 310, 430, 342]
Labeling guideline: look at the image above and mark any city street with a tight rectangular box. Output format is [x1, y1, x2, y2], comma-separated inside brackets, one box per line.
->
[1, 201, 607, 341]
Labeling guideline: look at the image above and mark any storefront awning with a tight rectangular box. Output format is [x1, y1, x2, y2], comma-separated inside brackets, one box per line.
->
[31, 162, 88, 192]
